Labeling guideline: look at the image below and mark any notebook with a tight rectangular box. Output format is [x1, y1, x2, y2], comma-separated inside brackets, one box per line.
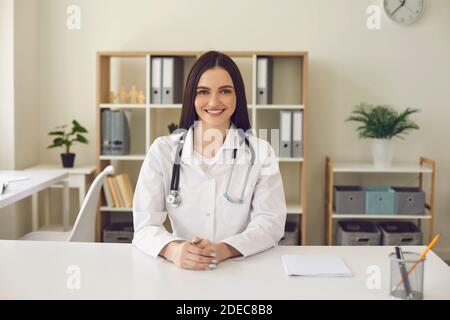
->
[281, 255, 352, 277]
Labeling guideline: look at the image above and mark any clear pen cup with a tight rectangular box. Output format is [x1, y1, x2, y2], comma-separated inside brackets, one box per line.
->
[389, 252, 425, 300]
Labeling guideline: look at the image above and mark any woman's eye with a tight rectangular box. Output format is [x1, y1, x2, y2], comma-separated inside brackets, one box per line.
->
[197, 90, 208, 95]
[221, 89, 231, 94]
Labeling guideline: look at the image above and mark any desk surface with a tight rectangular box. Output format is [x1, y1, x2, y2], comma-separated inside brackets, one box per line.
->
[1, 241, 449, 300]
[0, 171, 68, 209]
[25, 164, 96, 175]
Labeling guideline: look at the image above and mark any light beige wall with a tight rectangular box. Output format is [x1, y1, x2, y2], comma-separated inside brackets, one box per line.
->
[13, 0, 40, 236]
[0, 0, 17, 239]
[8, 0, 450, 256]
[0, 0, 15, 169]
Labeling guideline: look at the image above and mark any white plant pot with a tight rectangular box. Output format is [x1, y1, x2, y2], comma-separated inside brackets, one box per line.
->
[371, 139, 394, 168]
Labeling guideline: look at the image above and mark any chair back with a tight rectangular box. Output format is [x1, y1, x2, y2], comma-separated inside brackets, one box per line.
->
[68, 165, 114, 242]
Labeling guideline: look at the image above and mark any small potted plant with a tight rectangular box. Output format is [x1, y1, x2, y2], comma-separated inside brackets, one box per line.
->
[47, 120, 89, 168]
[346, 103, 419, 168]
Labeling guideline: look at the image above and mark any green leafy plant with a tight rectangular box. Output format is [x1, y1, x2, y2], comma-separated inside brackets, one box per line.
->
[47, 120, 89, 154]
[346, 103, 419, 139]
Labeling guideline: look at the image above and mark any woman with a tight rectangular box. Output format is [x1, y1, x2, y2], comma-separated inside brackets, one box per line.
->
[133, 51, 287, 270]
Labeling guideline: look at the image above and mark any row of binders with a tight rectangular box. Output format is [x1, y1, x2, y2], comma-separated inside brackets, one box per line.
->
[103, 173, 135, 208]
[280, 110, 303, 158]
[101, 110, 131, 155]
[151, 57, 184, 104]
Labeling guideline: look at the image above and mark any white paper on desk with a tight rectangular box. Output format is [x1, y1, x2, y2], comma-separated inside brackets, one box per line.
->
[281, 255, 352, 277]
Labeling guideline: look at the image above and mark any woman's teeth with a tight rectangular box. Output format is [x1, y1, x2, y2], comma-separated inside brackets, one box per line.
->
[205, 109, 225, 115]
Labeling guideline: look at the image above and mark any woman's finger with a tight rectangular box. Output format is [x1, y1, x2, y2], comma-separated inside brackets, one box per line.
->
[185, 252, 216, 264]
[187, 243, 215, 257]
[182, 257, 216, 270]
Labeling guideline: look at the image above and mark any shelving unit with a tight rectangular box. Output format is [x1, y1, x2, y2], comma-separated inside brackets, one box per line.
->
[325, 156, 436, 246]
[96, 51, 308, 244]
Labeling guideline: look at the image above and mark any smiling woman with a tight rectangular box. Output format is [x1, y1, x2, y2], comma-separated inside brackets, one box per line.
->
[132, 51, 287, 271]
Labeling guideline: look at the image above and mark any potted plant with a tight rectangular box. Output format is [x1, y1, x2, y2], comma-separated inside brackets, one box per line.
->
[346, 103, 419, 168]
[47, 120, 89, 168]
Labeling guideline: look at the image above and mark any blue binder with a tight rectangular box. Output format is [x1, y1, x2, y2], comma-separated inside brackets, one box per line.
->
[111, 111, 130, 155]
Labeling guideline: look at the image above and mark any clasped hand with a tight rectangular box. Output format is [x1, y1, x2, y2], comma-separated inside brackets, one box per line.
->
[165, 236, 226, 271]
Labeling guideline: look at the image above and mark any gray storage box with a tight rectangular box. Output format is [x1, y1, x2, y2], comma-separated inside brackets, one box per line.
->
[333, 186, 365, 214]
[378, 221, 422, 245]
[336, 221, 381, 246]
[103, 223, 134, 243]
[391, 187, 425, 215]
[279, 215, 300, 245]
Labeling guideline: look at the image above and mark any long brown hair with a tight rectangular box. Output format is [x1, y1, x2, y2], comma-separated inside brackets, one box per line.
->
[178, 51, 251, 132]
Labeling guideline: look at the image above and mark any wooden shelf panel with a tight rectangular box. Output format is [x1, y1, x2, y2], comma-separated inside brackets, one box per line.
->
[255, 104, 304, 110]
[100, 104, 146, 109]
[101, 207, 133, 212]
[333, 163, 433, 173]
[332, 213, 431, 220]
[287, 203, 302, 214]
[150, 104, 182, 109]
[279, 157, 303, 162]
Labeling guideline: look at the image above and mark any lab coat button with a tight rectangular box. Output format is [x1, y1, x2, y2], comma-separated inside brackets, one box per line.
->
[206, 212, 211, 217]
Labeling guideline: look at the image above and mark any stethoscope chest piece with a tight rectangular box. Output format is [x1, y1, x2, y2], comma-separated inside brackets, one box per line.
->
[166, 190, 181, 208]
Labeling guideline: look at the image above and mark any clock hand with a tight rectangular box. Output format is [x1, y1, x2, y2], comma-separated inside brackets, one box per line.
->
[391, 0, 406, 16]
[404, 4, 415, 14]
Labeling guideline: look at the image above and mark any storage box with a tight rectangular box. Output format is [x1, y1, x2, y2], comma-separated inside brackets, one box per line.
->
[378, 221, 422, 246]
[336, 221, 381, 246]
[279, 215, 300, 245]
[391, 187, 425, 215]
[364, 187, 395, 215]
[103, 222, 134, 243]
[333, 186, 365, 214]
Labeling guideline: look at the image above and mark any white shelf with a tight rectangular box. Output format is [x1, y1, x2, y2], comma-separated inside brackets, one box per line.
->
[332, 213, 431, 220]
[101, 207, 133, 212]
[287, 203, 302, 214]
[150, 104, 182, 109]
[255, 104, 304, 110]
[333, 163, 433, 173]
[279, 157, 303, 162]
[99, 154, 146, 161]
[100, 104, 146, 109]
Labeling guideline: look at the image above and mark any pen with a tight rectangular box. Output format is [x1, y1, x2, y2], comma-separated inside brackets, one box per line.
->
[393, 246, 413, 299]
[393, 234, 440, 291]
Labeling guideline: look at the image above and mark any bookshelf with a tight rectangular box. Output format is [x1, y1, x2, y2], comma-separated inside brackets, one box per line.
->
[324, 156, 436, 246]
[96, 51, 308, 245]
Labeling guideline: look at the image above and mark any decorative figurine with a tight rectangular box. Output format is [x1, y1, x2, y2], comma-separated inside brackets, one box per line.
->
[128, 85, 138, 104]
[137, 90, 146, 104]
[119, 85, 128, 103]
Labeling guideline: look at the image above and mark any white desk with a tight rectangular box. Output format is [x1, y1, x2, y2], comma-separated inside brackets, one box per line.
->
[25, 165, 96, 230]
[0, 171, 69, 231]
[1, 241, 449, 300]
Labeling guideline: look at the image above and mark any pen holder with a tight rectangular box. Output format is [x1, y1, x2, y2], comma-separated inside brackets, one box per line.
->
[389, 252, 425, 300]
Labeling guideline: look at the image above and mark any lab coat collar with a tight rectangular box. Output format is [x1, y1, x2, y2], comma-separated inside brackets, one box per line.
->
[179, 123, 245, 164]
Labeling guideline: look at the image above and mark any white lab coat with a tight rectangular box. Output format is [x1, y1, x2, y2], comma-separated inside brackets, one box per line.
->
[132, 124, 287, 259]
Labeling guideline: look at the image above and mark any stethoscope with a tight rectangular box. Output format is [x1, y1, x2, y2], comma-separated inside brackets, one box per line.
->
[166, 127, 256, 208]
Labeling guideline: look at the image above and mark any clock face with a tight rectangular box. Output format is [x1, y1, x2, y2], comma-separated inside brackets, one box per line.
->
[384, 0, 425, 25]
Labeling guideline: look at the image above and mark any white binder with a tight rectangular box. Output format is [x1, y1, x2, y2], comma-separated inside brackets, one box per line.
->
[292, 110, 303, 158]
[256, 57, 273, 104]
[162, 57, 184, 104]
[151, 57, 162, 104]
[280, 110, 292, 157]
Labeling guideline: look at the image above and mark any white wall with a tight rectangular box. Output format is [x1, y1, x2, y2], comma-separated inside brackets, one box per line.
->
[3, 0, 450, 256]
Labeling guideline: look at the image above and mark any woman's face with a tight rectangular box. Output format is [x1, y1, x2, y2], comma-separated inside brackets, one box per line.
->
[194, 67, 236, 129]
